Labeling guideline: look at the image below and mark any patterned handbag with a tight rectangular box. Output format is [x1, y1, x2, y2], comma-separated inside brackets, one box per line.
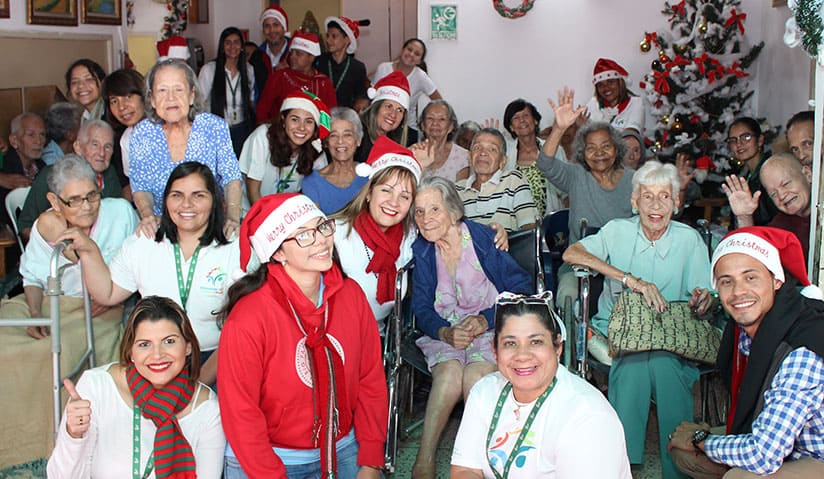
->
[607, 290, 721, 365]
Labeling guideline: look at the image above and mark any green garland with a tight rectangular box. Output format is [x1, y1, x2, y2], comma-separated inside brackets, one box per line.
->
[493, 0, 536, 19]
[161, 0, 188, 39]
[795, 0, 824, 59]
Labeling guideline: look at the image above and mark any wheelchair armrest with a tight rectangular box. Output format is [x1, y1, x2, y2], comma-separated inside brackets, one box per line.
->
[571, 264, 593, 278]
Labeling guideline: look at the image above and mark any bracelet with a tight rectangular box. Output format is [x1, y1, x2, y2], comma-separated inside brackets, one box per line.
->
[622, 272, 629, 288]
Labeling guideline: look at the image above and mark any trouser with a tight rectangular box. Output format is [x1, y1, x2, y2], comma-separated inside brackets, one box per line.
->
[609, 351, 699, 479]
[672, 449, 824, 479]
[224, 436, 360, 479]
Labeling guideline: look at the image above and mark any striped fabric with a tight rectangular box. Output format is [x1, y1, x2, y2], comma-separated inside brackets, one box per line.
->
[127, 365, 196, 479]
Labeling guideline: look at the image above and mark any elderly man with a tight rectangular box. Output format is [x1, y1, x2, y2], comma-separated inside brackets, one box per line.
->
[255, 31, 338, 124]
[17, 119, 123, 242]
[1, 113, 46, 225]
[41, 102, 83, 166]
[669, 227, 824, 479]
[786, 111, 814, 168]
[723, 153, 812, 259]
[248, 5, 291, 94]
[456, 127, 537, 232]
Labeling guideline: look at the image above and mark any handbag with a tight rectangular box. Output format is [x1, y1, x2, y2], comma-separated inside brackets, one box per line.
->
[607, 290, 721, 364]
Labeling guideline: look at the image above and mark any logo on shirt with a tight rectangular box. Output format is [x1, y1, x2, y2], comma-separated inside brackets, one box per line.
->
[200, 266, 228, 295]
[295, 334, 345, 387]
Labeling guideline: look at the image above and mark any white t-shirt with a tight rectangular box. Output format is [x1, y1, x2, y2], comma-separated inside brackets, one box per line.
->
[47, 365, 225, 479]
[585, 96, 646, 133]
[238, 124, 327, 198]
[372, 62, 437, 131]
[109, 235, 240, 351]
[333, 219, 416, 335]
[452, 368, 632, 478]
[197, 61, 256, 126]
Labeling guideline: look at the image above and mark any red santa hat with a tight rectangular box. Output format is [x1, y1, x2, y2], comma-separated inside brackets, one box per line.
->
[238, 193, 326, 272]
[290, 30, 321, 57]
[157, 36, 190, 62]
[325, 16, 361, 54]
[355, 135, 422, 181]
[711, 226, 822, 299]
[592, 58, 629, 85]
[280, 90, 331, 151]
[260, 5, 288, 30]
[368, 71, 411, 110]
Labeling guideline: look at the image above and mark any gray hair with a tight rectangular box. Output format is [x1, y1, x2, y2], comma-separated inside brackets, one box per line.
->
[76, 119, 114, 144]
[572, 121, 626, 169]
[144, 59, 205, 123]
[10, 112, 43, 136]
[470, 127, 507, 156]
[47, 154, 97, 195]
[44, 102, 83, 143]
[632, 160, 681, 200]
[329, 107, 363, 142]
[420, 99, 459, 141]
[417, 175, 465, 221]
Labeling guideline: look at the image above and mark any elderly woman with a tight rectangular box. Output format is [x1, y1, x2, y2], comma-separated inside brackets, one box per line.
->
[418, 99, 468, 182]
[66, 59, 106, 123]
[129, 59, 242, 238]
[562, 160, 714, 479]
[584, 58, 645, 133]
[240, 90, 329, 206]
[410, 176, 531, 478]
[47, 296, 225, 478]
[102, 68, 146, 193]
[451, 292, 631, 479]
[302, 107, 368, 214]
[0, 154, 137, 467]
[503, 98, 570, 216]
[725, 117, 778, 226]
[354, 71, 411, 163]
[59, 162, 239, 386]
[198, 26, 256, 158]
[622, 129, 645, 170]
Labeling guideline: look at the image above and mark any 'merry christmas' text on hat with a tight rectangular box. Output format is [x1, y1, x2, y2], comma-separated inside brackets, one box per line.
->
[367, 71, 411, 110]
[260, 5, 288, 30]
[710, 226, 822, 299]
[592, 58, 629, 85]
[325, 16, 361, 54]
[355, 135, 422, 181]
[281, 90, 331, 151]
[290, 31, 321, 57]
[239, 194, 326, 271]
[157, 36, 190, 62]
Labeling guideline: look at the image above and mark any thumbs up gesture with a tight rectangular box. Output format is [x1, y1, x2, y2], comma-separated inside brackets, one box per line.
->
[64, 378, 91, 439]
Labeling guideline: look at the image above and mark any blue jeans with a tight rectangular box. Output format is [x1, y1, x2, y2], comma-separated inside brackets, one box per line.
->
[224, 436, 360, 479]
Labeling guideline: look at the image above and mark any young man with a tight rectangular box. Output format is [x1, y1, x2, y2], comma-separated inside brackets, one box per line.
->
[315, 16, 369, 111]
[248, 5, 291, 94]
[669, 227, 824, 478]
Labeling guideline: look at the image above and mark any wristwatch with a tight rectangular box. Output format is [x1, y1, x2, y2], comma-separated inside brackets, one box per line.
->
[692, 429, 711, 451]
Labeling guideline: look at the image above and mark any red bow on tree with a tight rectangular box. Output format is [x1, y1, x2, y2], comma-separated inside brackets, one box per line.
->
[666, 55, 691, 71]
[725, 9, 746, 34]
[696, 156, 716, 170]
[694, 53, 710, 75]
[661, 130, 670, 146]
[669, 0, 686, 21]
[645, 32, 659, 47]
[707, 66, 726, 84]
[725, 61, 749, 78]
[689, 114, 702, 124]
[654, 70, 671, 94]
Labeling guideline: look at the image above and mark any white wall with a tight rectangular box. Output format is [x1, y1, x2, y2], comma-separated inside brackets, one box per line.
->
[416, 0, 811, 131]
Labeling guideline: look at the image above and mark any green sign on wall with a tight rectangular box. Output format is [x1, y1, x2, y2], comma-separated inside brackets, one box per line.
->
[431, 5, 457, 40]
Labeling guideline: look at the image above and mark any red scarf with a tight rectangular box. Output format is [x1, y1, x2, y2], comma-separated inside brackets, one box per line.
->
[354, 210, 403, 304]
[267, 263, 352, 477]
[126, 365, 196, 479]
[726, 327, 748, 434]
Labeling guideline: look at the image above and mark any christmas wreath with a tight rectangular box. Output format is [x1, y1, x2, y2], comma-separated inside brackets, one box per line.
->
[493, 0, 536, 19]
[785, 0, 824, 63]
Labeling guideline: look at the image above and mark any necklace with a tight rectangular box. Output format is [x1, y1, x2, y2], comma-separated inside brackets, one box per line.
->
[511, 394, 532, 421]
[328, 56, 350, 91]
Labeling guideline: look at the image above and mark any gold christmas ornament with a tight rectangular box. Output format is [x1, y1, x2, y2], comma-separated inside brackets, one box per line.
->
[655, 140, 663, 149]
[662, 115, 670, 125]
[673, 43, 687, 54]
[640, 38, 651, 52]
[698, 22, 708, 34]
[672, 119, 684, 132]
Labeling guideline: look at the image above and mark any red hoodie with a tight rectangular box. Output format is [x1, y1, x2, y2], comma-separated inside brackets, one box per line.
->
[217, 263, 387, 477]
[255, 68, 338, 124]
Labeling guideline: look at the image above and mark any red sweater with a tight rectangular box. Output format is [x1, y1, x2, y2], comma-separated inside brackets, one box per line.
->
[255, 68, 338, 124]
[217, 263, 387, 477]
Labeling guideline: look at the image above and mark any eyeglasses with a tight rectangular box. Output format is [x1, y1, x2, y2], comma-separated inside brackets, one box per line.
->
[57, 190, 102, 208]
[725, 133, 755, 145]
[282, 219, 336, 248]
[495, 291, 566, 341]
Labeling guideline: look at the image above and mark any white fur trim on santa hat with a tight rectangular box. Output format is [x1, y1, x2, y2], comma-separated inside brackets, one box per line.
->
[281, 97, 320, 123]
[260, 8, 287, 29]
[290, 36, 321, 57]
[368, 85, 410, 111]
[325, 17, 358, 54]
[355, 152, 421, 181]
[249, 196, 325, 264]
[593, 70, 627, 85]
[710, 232, 784, 287]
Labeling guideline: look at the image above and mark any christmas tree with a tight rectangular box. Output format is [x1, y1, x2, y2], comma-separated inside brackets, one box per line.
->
[640, 0, 764, 178]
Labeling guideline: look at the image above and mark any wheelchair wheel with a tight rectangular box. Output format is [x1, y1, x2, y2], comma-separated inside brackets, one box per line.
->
[563, 296, 575, 372]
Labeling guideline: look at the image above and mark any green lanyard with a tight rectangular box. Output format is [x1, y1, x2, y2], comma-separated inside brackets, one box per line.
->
[173, 244, 201, 311]
[226, 73, 240, 122]
[328, 56, 350, 91]
[486, 378, 557, 479]
[133, 405, 154, 479]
